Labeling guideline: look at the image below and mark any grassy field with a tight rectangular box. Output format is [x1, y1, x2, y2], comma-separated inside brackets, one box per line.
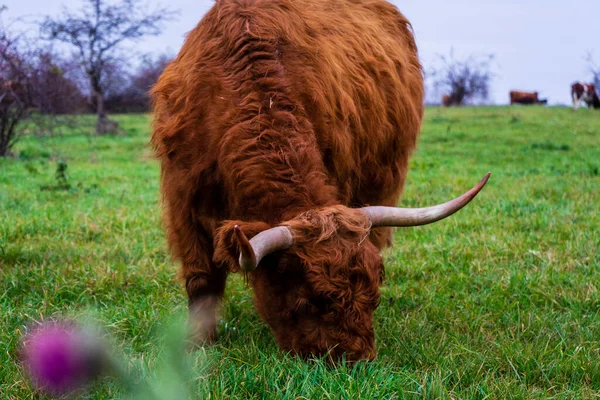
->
[1, 106, 599, 399]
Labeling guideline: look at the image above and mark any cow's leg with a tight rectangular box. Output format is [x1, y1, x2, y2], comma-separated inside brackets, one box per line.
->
[165, 205, 227, 345]
[573, 94, 579, 110]
[183, 256, 227, 345]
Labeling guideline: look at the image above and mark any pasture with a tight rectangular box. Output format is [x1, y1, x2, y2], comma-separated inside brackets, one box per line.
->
[1, 106, 599, 398]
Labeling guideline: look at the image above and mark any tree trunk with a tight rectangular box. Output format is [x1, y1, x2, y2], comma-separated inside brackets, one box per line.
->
[0, 119, 15, 157]
[93, 89, 118, 135]
[0, 139, 9, 157]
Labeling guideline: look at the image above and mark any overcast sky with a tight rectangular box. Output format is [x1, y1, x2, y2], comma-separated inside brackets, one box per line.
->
[3, 0, 599, 105]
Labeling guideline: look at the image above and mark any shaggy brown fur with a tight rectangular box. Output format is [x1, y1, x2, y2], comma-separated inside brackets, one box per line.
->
[151, 0, 423, 361]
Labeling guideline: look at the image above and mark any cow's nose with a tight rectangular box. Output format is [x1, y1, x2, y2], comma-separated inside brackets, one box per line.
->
[361, 348, 377, 362]
[344, 347, 376, 363]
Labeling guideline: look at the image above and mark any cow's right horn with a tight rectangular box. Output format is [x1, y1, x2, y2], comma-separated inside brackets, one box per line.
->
[234, 225, 294, 271]
[234, 173, 489, 269]
[362, 172, 490, 227]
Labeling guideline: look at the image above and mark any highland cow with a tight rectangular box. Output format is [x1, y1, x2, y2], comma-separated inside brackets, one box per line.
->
[151, 0, 488, 362]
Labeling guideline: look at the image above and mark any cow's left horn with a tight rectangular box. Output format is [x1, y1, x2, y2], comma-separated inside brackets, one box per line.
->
[362, 172, 490, 227]
[234, 225, 294, 271]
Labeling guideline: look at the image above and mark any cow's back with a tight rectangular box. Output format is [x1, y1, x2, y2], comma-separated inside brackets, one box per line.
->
[272, 0, 424, 206]
[152, 0, 423, 227]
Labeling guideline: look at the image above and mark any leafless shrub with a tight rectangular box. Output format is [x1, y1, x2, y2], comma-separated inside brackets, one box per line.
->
[586, 53, 600, 90]
[105, 53, 172, 113]
[430, 50, 494, 106]
[0, 7, 91, 157]
[0, 11, 34, 157]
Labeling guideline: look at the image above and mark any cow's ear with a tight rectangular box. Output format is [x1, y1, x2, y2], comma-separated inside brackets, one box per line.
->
[213, 220, 271, 272]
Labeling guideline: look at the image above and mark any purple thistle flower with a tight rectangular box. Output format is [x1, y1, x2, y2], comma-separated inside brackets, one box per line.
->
[22, 321, 107, 396]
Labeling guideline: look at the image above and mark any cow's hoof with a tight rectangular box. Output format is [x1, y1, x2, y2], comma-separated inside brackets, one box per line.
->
[187, 329, 217, 350]
[187, 297, 218, 349]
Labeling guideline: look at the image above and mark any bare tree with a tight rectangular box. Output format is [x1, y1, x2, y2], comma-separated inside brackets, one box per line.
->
[586, 53, 600, 90]
[430, 50, 494, 106]
[0, 12, 33, 157]
[40, 0, 176, 135]
[0, 37, 89, 156]
[1, 6, 94, 157]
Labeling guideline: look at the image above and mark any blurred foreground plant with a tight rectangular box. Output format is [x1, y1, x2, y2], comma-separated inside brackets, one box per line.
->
[21, 317, 195, 399]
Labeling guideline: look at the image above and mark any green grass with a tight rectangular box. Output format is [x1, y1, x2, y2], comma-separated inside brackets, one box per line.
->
[1, 106, 599, 398]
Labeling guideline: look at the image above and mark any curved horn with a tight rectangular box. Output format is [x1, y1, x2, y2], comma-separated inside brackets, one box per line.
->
[234, 225, 294, 271]
[363, 172, 490, 227]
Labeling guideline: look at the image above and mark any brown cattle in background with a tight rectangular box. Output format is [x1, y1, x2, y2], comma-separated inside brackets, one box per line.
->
[571, 82, 600, 110]
[442, 94, 453, 107]
[509, 91, 547, 105]
[151, 0, 487, 362]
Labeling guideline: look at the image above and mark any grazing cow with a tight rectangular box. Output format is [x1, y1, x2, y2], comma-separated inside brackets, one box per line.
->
[441, 94, 465, 107]
[151, 0, 488, 362]
[571, 82, 600, 110]
[509, 91, 548, 105]
[442, 94, 454, 107]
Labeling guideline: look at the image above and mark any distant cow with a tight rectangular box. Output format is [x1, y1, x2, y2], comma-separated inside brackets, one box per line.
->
[442, 94, 460, 107]
[509, 91, 547, 105]
[442, 94, 451, 107]
[571, 82, 600, 110]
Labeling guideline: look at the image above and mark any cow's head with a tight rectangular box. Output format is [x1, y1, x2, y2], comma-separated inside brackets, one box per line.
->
[213, 173, 490, 362]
